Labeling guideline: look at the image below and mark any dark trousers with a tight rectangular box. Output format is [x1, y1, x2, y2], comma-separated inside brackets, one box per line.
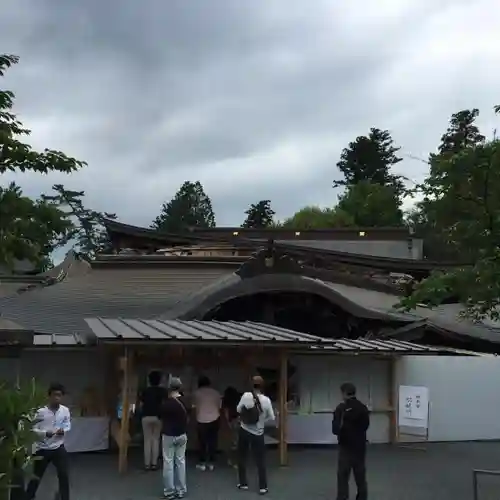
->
[197, 418, 220, 464]
[25, 446, 70, 500]
[237, 427, 267, 490]
[10, 464, 25, 500]
[336, 446, 367, 500]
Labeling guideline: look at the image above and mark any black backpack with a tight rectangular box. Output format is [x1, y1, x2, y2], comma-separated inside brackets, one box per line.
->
[240, 392, 262, 425]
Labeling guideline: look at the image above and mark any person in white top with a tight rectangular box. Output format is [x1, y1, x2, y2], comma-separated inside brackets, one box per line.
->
[236, 375, 275, 496]
[193, 375, 221, 471]
[26, 382, 72, 500]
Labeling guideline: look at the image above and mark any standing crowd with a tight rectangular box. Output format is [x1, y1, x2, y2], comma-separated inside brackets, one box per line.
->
[26, 376, 370, 500]
[139, 372, 275, 498]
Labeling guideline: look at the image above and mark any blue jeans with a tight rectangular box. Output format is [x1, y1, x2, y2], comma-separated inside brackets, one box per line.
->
[162, 434, 187, 496]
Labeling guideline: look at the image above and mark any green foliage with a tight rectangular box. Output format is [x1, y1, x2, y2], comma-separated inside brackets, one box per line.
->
[0, 54, 86, 269]
[0, 55, 85, 176]
[241, 200, 275, 228]
[281, 205, 354, 229]
[334, 127, 405, 199]
[399, 137, 500, 320]
[0, 183, 72, 269]
[0, 379, 45, 500]
[43, 184, 116, 261]
[433, 109, 485, 158]
[151, 181, 216, 233]
[408, 108, 489, 261]
[336, 181, 403, 227]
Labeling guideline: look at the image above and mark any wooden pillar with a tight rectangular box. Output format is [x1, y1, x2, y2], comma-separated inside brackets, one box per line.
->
[388, 355, 397, 444]
[278, 349, 289, 466]
[118, 347, 133, 473]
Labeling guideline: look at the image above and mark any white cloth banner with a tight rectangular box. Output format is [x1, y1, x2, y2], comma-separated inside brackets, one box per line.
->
[398, 385, 429, 428]
[65, 417, 109, 453]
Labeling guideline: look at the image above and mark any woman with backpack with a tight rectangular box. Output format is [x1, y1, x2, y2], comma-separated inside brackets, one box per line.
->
[236, 375, 275, 496]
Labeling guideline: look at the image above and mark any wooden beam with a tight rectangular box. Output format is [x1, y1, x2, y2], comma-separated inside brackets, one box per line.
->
[278, 349, 289, 466]
[118, 347, 133, 473]
[388, 356, 397, 444]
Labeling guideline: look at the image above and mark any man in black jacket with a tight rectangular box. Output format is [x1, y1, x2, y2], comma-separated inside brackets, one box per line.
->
[332, 382, 370, 500]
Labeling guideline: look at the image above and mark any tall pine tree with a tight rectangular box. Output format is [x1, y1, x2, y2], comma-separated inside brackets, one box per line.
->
[412, 108, 487, 260]
[241, 200, 275, 228]
[42, 185, 116, 261]
[152, 181, 216, 233]
[434, 109, 485, 158]
[334, 128, 405, 199]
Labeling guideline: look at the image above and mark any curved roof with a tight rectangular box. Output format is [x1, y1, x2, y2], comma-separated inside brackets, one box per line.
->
[159, 272, 417, 322]
[1, 249, 499, 345]
[158, 271, 500, 344]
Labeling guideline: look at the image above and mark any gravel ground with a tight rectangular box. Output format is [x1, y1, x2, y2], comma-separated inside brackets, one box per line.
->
[32, 442, 500, 500]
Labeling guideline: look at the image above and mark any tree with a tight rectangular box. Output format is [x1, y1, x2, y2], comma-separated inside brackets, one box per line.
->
[334, 128, 405, 199]
[151, 181, 216, 233]
[336, 181, 403, 227]
[400, 115, 500, 320]
[241, 200, 275, 228]
[0, 380, 45, 500]
[0, 54, 85, 269]
[0, 183, 71, 270]
[409, 108, 487, 261]
[42, 185, 116, 261]
[281, 206, 354, 229]
[433, 109, 485, 158]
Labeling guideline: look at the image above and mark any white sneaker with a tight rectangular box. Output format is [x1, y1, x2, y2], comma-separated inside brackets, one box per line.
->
[259, 488, 269, 495]
[207, 464, 214, 471]
[196, 463, 206, 471]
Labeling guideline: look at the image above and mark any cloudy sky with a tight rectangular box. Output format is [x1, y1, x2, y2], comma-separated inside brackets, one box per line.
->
[1, 0, 500, 228]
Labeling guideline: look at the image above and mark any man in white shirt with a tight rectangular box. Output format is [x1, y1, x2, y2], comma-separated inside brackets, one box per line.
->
[26, 383, 71, 500]
[236, 375, 275, 496]
[193, 375, 221, 471]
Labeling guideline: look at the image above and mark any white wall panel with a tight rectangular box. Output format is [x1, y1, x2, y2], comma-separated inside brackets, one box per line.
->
[396, 355, 500, 442]
[291, 355, 390, 444]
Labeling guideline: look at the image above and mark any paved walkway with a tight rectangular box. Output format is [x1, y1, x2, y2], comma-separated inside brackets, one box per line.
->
[33, 442, 500, 500]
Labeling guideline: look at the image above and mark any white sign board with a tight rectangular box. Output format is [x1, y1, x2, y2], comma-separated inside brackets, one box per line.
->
[398, 385, 429, 428]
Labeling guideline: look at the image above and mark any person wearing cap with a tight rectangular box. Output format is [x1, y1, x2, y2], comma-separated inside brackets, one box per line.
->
[236, 375, 275, 496]
[160, 377, 189, 500]
[332, 382, 370, 500]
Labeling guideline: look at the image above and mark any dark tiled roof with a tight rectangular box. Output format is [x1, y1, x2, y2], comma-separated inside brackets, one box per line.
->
[0, 266, 232, 336]
[0, 251, 88, 299]
[104, 218, 413, 241]
[84, 318, 326, 344]
[0, 318, 26, 330]
[317, 280, 500, 343]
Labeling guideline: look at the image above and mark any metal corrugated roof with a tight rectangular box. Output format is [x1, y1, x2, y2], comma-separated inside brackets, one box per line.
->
[81, 318, 484, 355]
[308, 338, 484, 355]
[33, 333, 87, 347]
[84, 318, 327, 344]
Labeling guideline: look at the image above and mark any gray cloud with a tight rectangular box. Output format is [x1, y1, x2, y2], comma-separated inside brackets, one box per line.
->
[1, 0, 499, 228]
